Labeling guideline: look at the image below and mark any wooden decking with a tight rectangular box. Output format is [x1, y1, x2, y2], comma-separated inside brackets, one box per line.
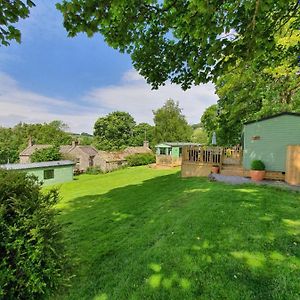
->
[181, 145, 286, 181]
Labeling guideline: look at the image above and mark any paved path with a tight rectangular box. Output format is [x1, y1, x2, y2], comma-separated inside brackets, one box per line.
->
[210, 174, 300, 192]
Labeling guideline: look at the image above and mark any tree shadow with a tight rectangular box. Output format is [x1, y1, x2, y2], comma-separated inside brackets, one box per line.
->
[55, 172, 300, 300]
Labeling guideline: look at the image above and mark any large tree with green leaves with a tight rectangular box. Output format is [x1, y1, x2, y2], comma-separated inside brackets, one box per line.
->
[57, 0, 299, 88]
[94, 111, 136, 150]
[153, 99, 192, 143]
[0, 0, 35, 46]
[129, 122, 154, 148]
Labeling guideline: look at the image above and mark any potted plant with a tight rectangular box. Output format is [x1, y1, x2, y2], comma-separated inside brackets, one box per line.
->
[250, 160, 266, 181]
[211, 164, 220, 174]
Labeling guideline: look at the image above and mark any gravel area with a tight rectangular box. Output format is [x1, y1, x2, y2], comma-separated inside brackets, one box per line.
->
[210, 174, 300, 192]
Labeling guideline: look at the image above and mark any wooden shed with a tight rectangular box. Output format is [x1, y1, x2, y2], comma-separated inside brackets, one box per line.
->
[0, 160, 74, 186]
[243, 112, 300, 182]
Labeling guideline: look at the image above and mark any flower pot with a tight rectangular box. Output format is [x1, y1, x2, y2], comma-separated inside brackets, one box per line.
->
[212, 166, 220, 174]
[250, 170, 265, 181]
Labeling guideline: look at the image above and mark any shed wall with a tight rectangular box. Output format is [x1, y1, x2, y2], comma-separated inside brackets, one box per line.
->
[243, 115, 300, 171]
[25, 165, 73, 186]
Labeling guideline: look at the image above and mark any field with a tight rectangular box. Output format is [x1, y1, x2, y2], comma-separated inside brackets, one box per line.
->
[53, 166, 300, 299]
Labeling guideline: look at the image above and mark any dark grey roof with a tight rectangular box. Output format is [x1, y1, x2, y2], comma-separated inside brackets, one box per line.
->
[0, 160, 75, 170]
[244, 112, 300, 125]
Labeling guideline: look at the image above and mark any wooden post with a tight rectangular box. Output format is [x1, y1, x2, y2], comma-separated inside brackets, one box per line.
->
[286, 145, 300, 186]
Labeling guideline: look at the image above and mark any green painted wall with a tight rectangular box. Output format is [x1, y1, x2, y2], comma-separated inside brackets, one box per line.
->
[243, 115, 300, 171]
[171, 147, 180, 157]
[24, 165, 73, 186]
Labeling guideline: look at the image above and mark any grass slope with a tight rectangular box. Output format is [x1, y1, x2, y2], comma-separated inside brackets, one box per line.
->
[53, 166, 300, 300]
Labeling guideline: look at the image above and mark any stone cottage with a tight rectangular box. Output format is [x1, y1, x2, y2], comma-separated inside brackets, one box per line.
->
[19, 140, 98, 171]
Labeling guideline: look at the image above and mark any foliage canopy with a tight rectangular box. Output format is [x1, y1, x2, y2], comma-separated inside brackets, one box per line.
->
[153, 99, 192, 143]
[0, 0, 35, 45]
[57, 0, 300, 88]
[94, 111, 136, 150]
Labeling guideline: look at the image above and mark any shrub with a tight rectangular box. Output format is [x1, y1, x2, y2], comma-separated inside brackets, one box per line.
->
[251, 160, 265, 171]
[0, 170, 68, 299]
[31, 146, 61, 162]
[126, 153, 156, 166]
[85, 166, 103, 175]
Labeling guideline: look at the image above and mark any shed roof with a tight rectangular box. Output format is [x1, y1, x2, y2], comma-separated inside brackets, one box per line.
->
[0, 160, 75, 170]
[244, 112, 300, 125]
[155, 142, 202, 148]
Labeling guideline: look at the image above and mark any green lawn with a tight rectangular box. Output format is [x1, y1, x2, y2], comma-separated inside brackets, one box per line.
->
[53, 166, 300, 300]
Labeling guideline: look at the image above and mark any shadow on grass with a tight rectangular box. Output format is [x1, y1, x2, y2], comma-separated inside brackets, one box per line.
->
[56, 172, 300, 300]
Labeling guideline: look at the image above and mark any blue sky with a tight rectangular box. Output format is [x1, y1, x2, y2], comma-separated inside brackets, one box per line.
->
[0, 0, 217, 133]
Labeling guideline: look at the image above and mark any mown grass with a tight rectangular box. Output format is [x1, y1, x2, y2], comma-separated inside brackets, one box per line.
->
[52, 166, 300, 300]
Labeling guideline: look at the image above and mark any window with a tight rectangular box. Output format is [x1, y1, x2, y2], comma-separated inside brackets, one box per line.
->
[44, 169, 54, 180]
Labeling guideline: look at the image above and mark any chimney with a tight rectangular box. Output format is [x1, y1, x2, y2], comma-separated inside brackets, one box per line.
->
[143, 141, 149, 148]
[28, 136, 33, 147]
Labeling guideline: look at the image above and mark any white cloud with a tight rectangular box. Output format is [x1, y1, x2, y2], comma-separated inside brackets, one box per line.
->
[86, 69, 218, 124]
[0, 72, 98, 133]
[0, 69, 218, 133]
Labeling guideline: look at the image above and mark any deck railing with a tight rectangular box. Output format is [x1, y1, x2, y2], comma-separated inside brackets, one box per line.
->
[182, 145, 242, 166]
[182, 146, 224, 165]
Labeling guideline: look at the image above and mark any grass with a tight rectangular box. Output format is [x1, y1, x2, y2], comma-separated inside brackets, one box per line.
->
[52, 166, 300, 300]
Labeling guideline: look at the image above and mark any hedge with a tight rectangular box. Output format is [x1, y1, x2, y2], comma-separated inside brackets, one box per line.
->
[0, 170, 68, 299]
[126, 153, 155, 166]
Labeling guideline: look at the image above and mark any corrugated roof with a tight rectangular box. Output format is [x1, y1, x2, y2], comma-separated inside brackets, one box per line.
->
[244, 112, 300, 125]
[0, 160, 75, 170]
[20, 144, 51, 156]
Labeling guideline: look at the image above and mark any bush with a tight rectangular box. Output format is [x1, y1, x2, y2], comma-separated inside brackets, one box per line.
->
[85, 166, 103, 175]
[31, 146, 61, 162]
[251, 160, 265, 170]
[0, 170, 68, 299]
[126, 153, 155, 166]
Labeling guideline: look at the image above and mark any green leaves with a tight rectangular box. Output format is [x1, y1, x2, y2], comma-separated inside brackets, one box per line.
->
[94, 111, 136, 150]
[0, 170, 68, 299]
[153, 99, 192, 143]
[0, 0, 35, 45]
[57, 0, 299, 87]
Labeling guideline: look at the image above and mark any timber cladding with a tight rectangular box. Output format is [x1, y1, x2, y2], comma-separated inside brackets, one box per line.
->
[286, 145, 300, 186]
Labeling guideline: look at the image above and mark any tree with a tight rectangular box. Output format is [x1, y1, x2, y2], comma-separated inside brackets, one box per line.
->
[0, 169, 68, 298]
[191, 128, 208, 145]
[130, 123, 154, 148]
[31, 146, 62, 163]
[94, 111, 136, 150]
[57, 0, 299, 89]
[200, 105, 220, 145]
[153, 99, 192, 143]
[0, 0, 35, 46]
